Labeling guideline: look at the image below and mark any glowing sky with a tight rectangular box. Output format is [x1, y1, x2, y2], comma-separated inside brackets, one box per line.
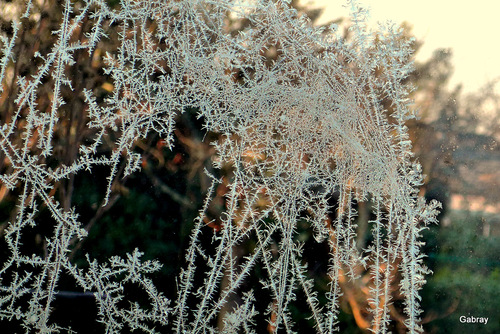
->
[305, 0, 500, 93]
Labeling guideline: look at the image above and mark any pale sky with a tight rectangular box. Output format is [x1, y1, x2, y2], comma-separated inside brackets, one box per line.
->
[305, 0, 500, 94]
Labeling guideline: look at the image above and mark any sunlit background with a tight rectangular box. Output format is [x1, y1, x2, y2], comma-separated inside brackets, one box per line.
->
[304, 0, 500, 94]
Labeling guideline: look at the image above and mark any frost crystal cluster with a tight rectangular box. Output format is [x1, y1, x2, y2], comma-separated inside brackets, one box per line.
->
[0, 0, 440, 332]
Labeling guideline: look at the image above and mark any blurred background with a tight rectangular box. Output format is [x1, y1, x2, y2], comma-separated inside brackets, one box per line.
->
[0, 0, 498, 333]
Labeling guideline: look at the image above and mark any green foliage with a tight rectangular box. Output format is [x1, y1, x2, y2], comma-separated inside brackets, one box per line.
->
[422, 212, 500, 334]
